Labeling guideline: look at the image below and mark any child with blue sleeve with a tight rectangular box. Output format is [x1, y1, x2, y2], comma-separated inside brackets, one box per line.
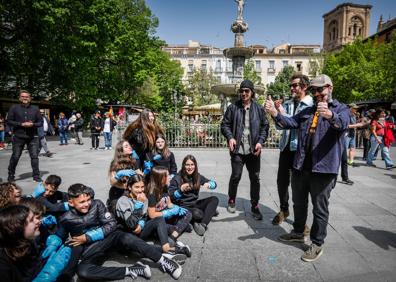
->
[168, 155, 219, 236]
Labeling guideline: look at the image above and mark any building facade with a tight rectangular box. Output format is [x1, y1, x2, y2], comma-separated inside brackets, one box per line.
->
[323, 3, 372, 52]
[163, 40, 321, 87]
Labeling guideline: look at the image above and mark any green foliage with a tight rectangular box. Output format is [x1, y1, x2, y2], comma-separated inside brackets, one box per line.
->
[185, 68, 220, 106]
[322, 37, 396, 103]
[266, 66, 295, 99]
[1, 0, 184, 113]
[244, 59, 262, 86]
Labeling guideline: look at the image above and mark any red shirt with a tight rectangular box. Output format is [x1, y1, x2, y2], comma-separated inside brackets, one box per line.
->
[371, 120, 385, 136]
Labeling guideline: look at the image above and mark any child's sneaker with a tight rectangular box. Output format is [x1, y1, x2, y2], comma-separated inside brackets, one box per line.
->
[159, 255, 182, 279]
[175, 241, 191, 257]
[126, 262, 151, 279]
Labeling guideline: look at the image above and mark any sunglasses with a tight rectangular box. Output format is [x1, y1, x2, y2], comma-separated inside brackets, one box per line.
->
[239, 88, 251, 93]
[289, 83, 300, 88]
[309, 86, 328, 94]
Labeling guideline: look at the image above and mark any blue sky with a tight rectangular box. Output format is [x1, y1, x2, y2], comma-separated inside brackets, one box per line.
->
[145, 0, 396, 48]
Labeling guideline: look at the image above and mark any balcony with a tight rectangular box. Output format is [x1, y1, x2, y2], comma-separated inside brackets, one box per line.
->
[267, 67, 276, 74]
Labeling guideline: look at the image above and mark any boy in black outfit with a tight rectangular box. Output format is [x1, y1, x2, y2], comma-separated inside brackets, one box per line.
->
[45, 183, 182, 281]
[34, 175, 70, 217]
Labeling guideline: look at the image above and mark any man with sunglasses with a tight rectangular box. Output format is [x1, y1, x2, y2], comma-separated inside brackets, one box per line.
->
[272, 74, 313, 226]
[265, 74, 349, 262]
[221, 79, 269, 220]
[6, 90, 43, 182]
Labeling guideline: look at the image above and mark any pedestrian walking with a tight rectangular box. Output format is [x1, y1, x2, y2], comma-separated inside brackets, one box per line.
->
[38, 109, 54, 157]
[103, 112, 117, 150]
[57, 112, 69, 145]
[0, 113, 5, 150]
[265, 74, 349, 262]
[220, 79, 269, 220]
[74, 112, 84, 145]
[6, 90, 43, 182]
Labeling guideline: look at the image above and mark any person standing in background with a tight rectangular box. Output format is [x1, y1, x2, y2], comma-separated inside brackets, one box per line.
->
[103, 112, 117, 150]
[7, 90, 43, 182]
[74, 112, 84, 145]
[38, 109, 54, 157]
[90, 110, 103, 150]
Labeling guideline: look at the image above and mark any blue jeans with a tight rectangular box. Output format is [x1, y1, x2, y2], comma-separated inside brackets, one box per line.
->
[0, 131, 4, 142]
[59, 131, 68, 144]
[104, 132, 112, 148]
[367, 136, 394, 167]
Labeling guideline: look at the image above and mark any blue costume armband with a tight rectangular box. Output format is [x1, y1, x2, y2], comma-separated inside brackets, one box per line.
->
[86, 228, 104, 242]
[208, 180, 217, 190]
[63, 202, 70, 211]
[134, 201, 144, 210]
[174, 190, 182, 199]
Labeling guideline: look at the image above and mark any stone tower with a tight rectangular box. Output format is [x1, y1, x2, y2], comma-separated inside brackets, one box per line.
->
[323, 3, 372, 52]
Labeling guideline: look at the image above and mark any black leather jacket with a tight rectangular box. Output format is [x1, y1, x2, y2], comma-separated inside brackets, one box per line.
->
[56, 199, 117, 244]
[221, 99, 269, 154]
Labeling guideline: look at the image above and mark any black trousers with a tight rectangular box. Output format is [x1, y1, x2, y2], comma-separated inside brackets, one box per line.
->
[362, 137, 370, 159]
[140, 217, 169, 247]
[291, 170, 336, 246]
[8, 136, 40, 179]
[228, 153, 261, 205]
[91, 133, 99, 148]
[340, 145, 349, 180]
[187, 196, 219, 225]
[60, 230, 162, 281]
[276, 147, 295, 212]
[166, 210, 192, 236]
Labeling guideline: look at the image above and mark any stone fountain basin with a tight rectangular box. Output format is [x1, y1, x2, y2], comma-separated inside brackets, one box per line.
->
[211, 83, 265, 97]
[223, 47, 254, 59]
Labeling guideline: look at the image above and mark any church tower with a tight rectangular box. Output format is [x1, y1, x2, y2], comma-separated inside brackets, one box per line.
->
[323, 3, 372, 52]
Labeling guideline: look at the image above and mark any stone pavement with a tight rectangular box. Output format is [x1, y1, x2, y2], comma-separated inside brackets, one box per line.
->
[1, 138, 396, 281]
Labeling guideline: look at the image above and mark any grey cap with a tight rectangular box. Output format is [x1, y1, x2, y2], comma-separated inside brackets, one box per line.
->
[348, 103, 359, 109]
[310, 74, 333, 87]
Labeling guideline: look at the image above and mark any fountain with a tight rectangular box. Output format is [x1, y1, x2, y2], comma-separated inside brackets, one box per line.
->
[211, 0, 264, 113]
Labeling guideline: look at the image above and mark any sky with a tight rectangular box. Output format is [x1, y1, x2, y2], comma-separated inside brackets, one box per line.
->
[145, 0, 396, 48]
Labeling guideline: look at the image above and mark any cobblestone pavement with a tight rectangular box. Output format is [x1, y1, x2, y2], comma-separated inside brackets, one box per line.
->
[1, 138, 395, 281]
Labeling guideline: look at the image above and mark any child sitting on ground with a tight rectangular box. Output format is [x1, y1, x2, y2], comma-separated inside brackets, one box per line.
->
[146, 166, 193, 243]
[45, 183, 182, 281]
[31, 175, 69, 217]
[116, 174, 191, 258]
[169, 155, 219, 236]
[0, 182, 22, 209]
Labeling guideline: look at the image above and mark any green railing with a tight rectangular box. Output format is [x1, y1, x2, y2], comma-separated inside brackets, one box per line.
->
[117, 121, 281, 149]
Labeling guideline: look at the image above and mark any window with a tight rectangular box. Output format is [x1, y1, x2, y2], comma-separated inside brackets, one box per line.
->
[269, 60, 275, 69]
[296, 61, 302, 72]
[201, 60, 207, 70]
[282, 60, 288, 67]
[255, 60, 261, 71]
[279, 49, 286, 54]
[215, 60, 221, 72]
[188, 60, 194, 73]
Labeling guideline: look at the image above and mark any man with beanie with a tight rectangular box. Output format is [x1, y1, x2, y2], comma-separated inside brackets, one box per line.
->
[221, 79, 269, 220]
[265, 74, 349, 262]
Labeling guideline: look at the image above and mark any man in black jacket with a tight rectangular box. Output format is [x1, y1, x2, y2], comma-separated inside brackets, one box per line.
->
[7, 90, 43, 182]
[221, 80, 269, 220]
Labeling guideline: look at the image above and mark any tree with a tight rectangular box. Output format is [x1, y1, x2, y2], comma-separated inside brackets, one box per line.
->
[266, 66, 294, 99]
[0, 0, 184, 113]
[244, 59, 262, 86]
[185, 68, 220, 106]
[322, 37, 396, 103]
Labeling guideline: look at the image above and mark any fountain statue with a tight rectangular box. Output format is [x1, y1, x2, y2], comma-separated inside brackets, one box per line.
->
[211, 0, 264, 113]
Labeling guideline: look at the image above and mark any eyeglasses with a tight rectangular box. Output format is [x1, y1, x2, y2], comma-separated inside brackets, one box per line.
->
[309, 86, 329, 94]
[289, 83, 300, 88]
[239, 88, 251, 93]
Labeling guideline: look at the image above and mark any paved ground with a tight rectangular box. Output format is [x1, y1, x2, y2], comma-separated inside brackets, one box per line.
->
[1, 137, 396, 281]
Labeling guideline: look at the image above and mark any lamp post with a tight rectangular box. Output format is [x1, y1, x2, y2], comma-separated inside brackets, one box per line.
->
[173, 90, 178, 120]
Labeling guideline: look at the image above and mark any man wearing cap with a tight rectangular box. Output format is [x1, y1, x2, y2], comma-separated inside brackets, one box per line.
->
[265, 74, 349, 262]
[221, 79, 269, 220]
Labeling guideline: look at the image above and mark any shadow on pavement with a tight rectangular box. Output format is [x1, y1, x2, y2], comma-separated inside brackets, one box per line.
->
[17, 171, 50, 181]
[353, 226, 396, 250]
[200, 191, 305, 249]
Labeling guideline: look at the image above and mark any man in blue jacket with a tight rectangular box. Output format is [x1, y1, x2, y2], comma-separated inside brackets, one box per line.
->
[265, 74, 349, 262]
[221, 79, 269, 220]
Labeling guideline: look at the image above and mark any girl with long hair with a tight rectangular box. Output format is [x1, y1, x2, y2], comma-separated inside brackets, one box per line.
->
[146, 166, 192, 243]
[168, 155, 219, 236]
[115, 174, 191, 257]
[107, 139, 142, 214]
[0, 205, 71, 281]
[123, 109, 165, 162]
[149, 134, 177, 177]
[0, 182, 22, 209]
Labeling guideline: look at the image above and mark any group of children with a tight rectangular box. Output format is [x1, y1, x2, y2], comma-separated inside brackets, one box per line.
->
[0, 134, 219, 281]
